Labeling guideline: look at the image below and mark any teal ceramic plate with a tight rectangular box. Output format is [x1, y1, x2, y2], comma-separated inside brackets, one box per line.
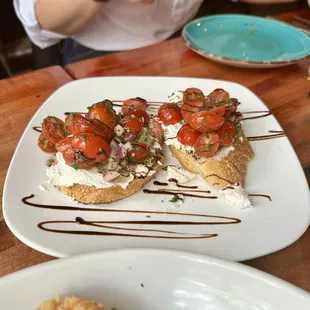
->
[183, 14, 310, 68]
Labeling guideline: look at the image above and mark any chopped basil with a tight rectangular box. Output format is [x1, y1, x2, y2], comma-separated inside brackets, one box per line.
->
[71, 162, 80, 170]
[142, 155, 156, 167]
[223, 131, 233, 137]
[201, 144, 213, 152]
[137, 130, 151, 144]
[162, 166, 168, 171]
[47, 159, 54, 167]
[169, 194, 184, 204]
[140, 283, 145, 288]
[80, 134, 87, 141]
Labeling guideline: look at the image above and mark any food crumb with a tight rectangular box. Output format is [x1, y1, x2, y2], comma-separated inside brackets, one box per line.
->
[140, 283, 144, 288]
[146, 215, 151, 218]
[127, 266, 132, 270]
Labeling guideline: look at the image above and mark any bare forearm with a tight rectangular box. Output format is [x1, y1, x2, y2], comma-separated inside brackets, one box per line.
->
[35, 0, 104, 35]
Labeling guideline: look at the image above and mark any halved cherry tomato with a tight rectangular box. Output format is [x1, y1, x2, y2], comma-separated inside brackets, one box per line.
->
[127, 143, 149, 162]
[189, 111, 225, 133]
[42, 116, 66, 145]
[183, 87, 204, 101]
[121, 115, 143, 136]
[209, 106, 226, 117]
[194, 132, 220, 157]
[223, 98, 239, 118]
[148, 119, 164, 144]
[65, 114, 114, 142]
[56, 137, 75, 165]
[38, 133, 56, 153]
[205, 88, 230, 107]
[158, 103, 179, 116]
[177, 124, 200, 146]
[217, 120, 237, 147]
[159, 107, 183, 125]
[126, 108, 150, 126]
[181, 99, 204, 123]
[72, 133, 111, 163]
[122, 97, 147, 114]
[87, 101, 117, 130]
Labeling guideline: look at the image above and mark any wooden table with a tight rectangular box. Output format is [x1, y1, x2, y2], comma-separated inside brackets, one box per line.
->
[0, 66, 72, 275]
[0, 11, 310, 293]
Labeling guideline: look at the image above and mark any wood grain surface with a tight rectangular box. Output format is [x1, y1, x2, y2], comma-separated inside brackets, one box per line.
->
[0, 66, 72, 276]
[0, 11, 309, 293]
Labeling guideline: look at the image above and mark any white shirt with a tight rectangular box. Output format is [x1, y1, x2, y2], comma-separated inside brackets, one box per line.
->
[14, 0, 204, 50]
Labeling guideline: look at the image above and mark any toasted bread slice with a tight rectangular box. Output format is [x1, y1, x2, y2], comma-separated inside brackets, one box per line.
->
[56, 156, 164, 204]
[169, 135, 254, 189]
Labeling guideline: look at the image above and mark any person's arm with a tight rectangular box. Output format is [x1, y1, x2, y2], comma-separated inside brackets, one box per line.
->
[240, 0, 297, 4]
[35, 0, 105, 35]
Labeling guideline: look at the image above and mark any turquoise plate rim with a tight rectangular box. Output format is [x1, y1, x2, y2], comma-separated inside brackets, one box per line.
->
[182, 14, 310, 65]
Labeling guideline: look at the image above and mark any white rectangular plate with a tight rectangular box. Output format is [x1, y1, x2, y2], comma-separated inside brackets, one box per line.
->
[1, 249, 310, 310]
[3, 77, 310, 260]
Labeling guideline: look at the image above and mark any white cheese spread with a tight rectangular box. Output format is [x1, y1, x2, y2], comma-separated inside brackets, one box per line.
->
[167, 166, 197, 184]
[220, 183, 252, 210]
[47, 152, 134, 189]
[168, 90, 183, 106]
[134, 164, 156, 178]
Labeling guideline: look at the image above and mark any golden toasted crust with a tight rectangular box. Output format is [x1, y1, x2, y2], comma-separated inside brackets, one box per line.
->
[169, 135, 254, 189]
[57, 156, 164, 204]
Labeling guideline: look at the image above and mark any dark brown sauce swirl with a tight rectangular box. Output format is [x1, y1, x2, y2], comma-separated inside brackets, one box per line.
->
[153, 181, 168, 186]
[23, 195, 241, 239]
[247, 133, 285, 141]
[32, 126, 42, 133]
[249, 194, 272, 201]
[168, 178, 198, 189]
[143, 189, 217, 199]
[241, 111, 271, 120]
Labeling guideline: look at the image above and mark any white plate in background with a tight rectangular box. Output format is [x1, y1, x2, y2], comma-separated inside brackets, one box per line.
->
[0, 249, 310, 310]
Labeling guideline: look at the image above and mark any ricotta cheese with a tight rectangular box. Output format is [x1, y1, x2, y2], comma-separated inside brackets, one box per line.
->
[46, 152, 134, 189]
[220, 183, 252, 210]
[168, 90, 183, 106]
[167, 166, 197, 184]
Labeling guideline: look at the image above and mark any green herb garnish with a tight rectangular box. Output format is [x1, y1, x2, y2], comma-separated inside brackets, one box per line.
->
[162, 166, 168, 171]
[140, 283, 145, 288]
[71, 162, 80, 170]
[169, 194, 184, 204]
[80, 134, 87, 141]
[47, 159, 54, 167]
[137, 129, 151, 144]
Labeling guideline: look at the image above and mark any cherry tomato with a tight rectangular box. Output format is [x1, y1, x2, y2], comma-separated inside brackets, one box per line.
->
[72, 133, 111, 163]
[121, 115, 143, 136]
[38, 133, 56, 153]
[127, 143, 150, 163]
[87, 101, 117, 130]
[189, 111, 225, 133]
[217, 120, 237, 147]
[148, 119, 164, 144]
[177, 124, 200, 146]
[209, 106, 226, 117]
[223, 98, 239, 118]
[194, 132, 220, 157]
[42, 116, 66, 145]
[158, 103, 179, 116]
[56, 137, 75, 165]
[126, 108, 150, 126]
[122, 97, 147, 114]
[205, 88, 230, 107]
[65, 114, 114, 142]
[183, 87, 204, 101]
[181, 99, 204, 124]
[159, 108, 183, 125]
